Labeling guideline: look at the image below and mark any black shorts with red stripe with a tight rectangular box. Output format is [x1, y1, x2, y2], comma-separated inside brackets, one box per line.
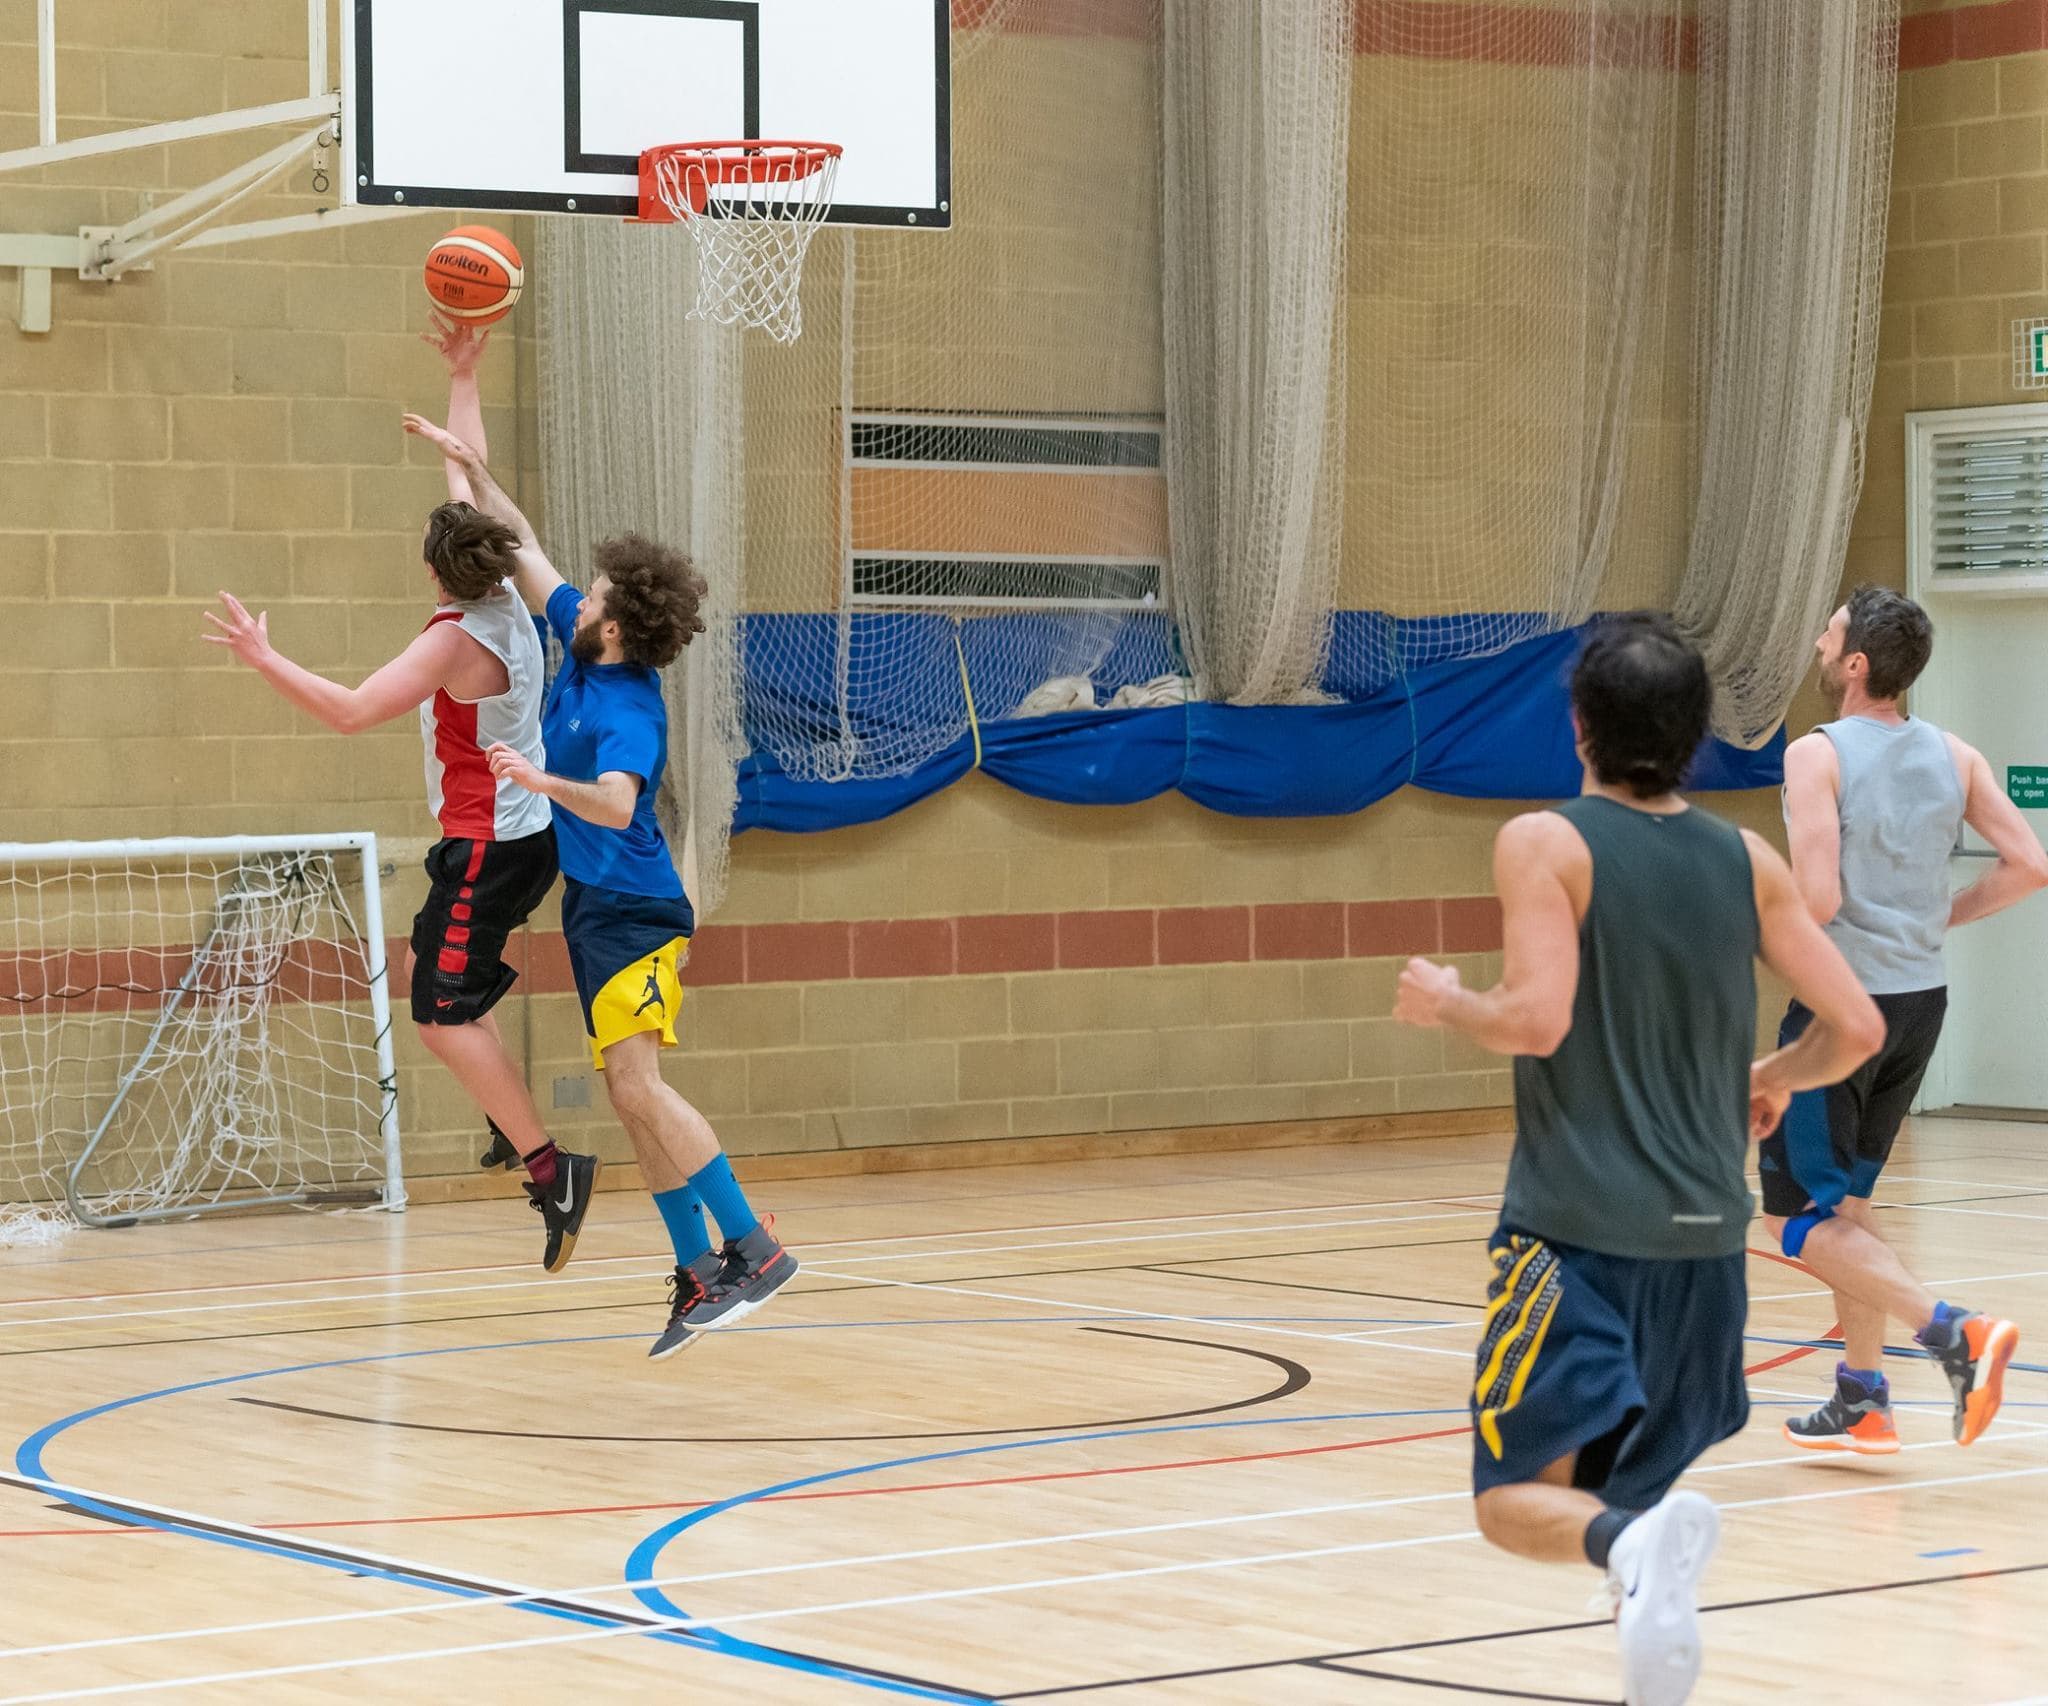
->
[409, 827, 558, 1026]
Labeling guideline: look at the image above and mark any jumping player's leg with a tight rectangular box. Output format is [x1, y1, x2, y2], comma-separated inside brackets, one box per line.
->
[1763, 991, 2016, 1446]
[568, 899, 797, 1349]
[1470, 1234, 1735, 1704]
[411, 833, 600, 1272]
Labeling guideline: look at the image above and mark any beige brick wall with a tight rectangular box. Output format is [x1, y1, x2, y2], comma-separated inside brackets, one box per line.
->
[1847, 35, 2048, 610]
[1, 5, 1785, 1191]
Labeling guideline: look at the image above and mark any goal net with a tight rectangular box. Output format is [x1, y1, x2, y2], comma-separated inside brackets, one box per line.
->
[0, 835, 402, 1248]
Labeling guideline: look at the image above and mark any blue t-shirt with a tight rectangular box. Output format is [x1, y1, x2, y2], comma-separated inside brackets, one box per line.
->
[541, 583, 683, 900]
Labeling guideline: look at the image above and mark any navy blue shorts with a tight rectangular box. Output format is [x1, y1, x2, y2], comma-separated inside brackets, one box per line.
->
[561, 879, 696, 1065]
[1758, 988, 1947, 1217]
[1470, 1226, 1750, 1509]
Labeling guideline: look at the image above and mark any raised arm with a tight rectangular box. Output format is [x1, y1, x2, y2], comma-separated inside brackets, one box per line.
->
[420, 314, 492, 504]
[401, 414, 565, 614]
[204, 591, 474, 735]
[1946, 735, 2048, 928]
[1781, 731, 1843, 927]
[1393, 811, 1583, 1057]
[485, 744, 639, 831]
[1746, 828, 1886, 1134]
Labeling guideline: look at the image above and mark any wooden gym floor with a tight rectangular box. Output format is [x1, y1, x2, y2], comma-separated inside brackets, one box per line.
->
[2, 1117, 2044, 1703]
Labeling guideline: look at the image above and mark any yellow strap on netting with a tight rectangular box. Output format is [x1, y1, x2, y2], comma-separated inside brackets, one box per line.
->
[951, 621, 983, 770]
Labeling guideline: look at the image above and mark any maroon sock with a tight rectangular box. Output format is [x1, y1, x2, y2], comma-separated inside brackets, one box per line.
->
[522, 1140, 560, 1191]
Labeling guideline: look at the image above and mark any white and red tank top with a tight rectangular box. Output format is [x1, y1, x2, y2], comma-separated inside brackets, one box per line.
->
[417, 586, 551, 842]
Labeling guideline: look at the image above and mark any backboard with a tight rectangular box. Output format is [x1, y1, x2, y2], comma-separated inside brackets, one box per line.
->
[344, 0, 951, 227]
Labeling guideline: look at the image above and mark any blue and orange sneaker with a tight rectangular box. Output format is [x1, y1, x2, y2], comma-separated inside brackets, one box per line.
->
[1783, 1366, 1900, 1455]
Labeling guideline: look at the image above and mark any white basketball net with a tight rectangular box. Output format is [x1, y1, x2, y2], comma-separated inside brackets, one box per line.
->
[646, 144, 842, 345]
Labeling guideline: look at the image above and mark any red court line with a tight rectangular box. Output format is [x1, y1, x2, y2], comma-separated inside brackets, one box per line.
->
[0, 1422, 1478, 1540]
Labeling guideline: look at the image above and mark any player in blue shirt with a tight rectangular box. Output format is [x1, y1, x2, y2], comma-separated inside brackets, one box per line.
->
[406, 398, 795, 1360]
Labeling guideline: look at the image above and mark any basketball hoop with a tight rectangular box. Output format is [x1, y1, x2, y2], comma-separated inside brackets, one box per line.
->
[638, 141, 843, 344]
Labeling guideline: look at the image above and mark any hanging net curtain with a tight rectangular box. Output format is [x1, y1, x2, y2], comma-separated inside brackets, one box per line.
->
[535, 219, 747, 915]
[1161, 0, 1351, 706]
[1676, 0, 1899, 745]
[534, 0, 1902, 916]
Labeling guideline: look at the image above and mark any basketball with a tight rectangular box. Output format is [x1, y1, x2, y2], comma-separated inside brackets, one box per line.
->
[422, 225, 523, 325]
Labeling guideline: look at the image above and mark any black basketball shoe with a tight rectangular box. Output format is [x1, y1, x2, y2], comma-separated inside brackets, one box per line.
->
[649, 1252, 724, 1360]
[688, 1221, 799, 1329]
[523, 1150, 601, 1274]
[478, 1119, 522, 1172]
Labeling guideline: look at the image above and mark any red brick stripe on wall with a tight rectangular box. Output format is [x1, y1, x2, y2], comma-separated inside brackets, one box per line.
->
[30, 899, 1504, 1016]
[1902, 0, 2048, 71]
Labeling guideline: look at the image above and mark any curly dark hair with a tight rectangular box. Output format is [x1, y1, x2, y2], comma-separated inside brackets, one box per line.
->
[422, 502, 520, 602]
[593, 533, 706, 669]
[1570, 612, 1711, 800]
[1842, 584, 1933, 700]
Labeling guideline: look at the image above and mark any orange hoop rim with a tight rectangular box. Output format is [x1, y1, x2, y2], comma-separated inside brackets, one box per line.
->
[637, 140, 843, 222]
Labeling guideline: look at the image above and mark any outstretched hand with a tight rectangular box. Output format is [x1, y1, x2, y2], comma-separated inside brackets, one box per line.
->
[202, 591, 274, 669]
[421, 311, 491, 377]
[1393, 957, 1462, 1029]
[486, 742, 544, 794]
[1748, 1064, 1791, 1142]
[402, 412, 480, 466]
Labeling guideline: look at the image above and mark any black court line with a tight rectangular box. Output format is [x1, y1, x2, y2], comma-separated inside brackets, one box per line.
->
[0, 1470, 988, 1702]
[2, 1232, 1480, 1359]
[1306, 1659, 1611, 1704]
[1001, 1559, 2048, 1696]
[1889, 1190, 2048, 1207]
[1146, 1265, 1482, 1312]
[229, 1326, 1311, 1444]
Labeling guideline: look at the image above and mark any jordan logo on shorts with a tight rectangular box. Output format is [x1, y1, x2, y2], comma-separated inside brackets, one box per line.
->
[634, 963, 666, 1019]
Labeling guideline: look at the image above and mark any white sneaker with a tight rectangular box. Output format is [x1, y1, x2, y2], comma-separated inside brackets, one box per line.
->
[1604, 1490, 1720, 1706]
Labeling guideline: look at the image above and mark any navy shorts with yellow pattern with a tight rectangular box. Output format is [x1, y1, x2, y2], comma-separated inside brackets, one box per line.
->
[561, 878, 697, 1070]
[1470, 1224, 1749, 1509]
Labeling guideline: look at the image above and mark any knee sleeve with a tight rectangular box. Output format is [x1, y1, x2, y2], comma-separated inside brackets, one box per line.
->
[1780, 1206, 1833, 1260]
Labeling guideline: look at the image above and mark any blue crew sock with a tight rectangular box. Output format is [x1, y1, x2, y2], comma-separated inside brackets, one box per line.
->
[1916, 1300, 1963, 1351]
[653, 1187, 713, 1268]
[687, 1154, 760, 1244]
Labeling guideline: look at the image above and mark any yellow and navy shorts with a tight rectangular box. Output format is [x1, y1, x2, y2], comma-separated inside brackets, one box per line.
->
[1470, 1225, 1749, 1509]
[560, 879, 696, 1069]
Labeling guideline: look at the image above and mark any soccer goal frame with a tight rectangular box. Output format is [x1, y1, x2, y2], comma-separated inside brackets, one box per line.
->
[0, 832, 404, 1233]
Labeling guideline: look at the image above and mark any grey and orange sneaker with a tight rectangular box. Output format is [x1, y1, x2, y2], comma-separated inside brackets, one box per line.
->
[649, 1252, 723, 1360]
[687, 1220, 798, 1329]
[1784, 1366, 1900, 1455]
[1923, 1309, 2020, 1446]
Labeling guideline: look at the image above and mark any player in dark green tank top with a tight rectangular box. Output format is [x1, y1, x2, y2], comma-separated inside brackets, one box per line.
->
[1394, 615, 1883, 1706]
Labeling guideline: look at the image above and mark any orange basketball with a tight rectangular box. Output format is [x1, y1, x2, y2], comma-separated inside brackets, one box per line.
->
[423, 225, 523, 325]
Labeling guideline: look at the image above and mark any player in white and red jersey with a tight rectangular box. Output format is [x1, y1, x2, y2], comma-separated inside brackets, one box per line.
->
[203, 334, 601, 1272]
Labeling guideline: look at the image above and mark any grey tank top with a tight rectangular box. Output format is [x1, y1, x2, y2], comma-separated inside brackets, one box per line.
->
[1812, 716, 1963, 996]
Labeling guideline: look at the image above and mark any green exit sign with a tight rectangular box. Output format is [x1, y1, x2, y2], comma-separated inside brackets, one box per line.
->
[2010, 766, 2048, 807]
[2031, 326, 2048, 381]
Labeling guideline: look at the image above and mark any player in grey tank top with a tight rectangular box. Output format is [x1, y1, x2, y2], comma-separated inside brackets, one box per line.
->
[1762, 587, 2039, 1457]
[1395, 615, 1884, 1705]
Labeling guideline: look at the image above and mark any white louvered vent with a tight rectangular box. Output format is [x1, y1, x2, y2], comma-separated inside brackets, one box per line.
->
[1908, 404, 2048, 596]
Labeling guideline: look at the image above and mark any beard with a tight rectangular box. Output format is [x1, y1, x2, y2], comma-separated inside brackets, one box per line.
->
[1817, 657, 1846, 708]
[569, 623, 605, 666]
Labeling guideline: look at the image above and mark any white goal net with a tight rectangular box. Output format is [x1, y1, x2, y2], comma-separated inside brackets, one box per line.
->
[0, 836, 402, 1247]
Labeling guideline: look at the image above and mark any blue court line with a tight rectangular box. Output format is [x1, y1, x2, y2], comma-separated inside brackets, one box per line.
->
[623, 1405, 1473, 1622]
[1918, 1547, 1981, 1559]
[1743, 1334, 2048, 1378]
[10, 1314, 1454, 1703]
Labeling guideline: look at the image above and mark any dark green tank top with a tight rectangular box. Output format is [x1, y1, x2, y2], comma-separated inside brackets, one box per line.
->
[1503, 795, 1758, 1259]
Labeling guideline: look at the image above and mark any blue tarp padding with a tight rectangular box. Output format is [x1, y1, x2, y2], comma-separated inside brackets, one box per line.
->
[734, 615, 1785, 835]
